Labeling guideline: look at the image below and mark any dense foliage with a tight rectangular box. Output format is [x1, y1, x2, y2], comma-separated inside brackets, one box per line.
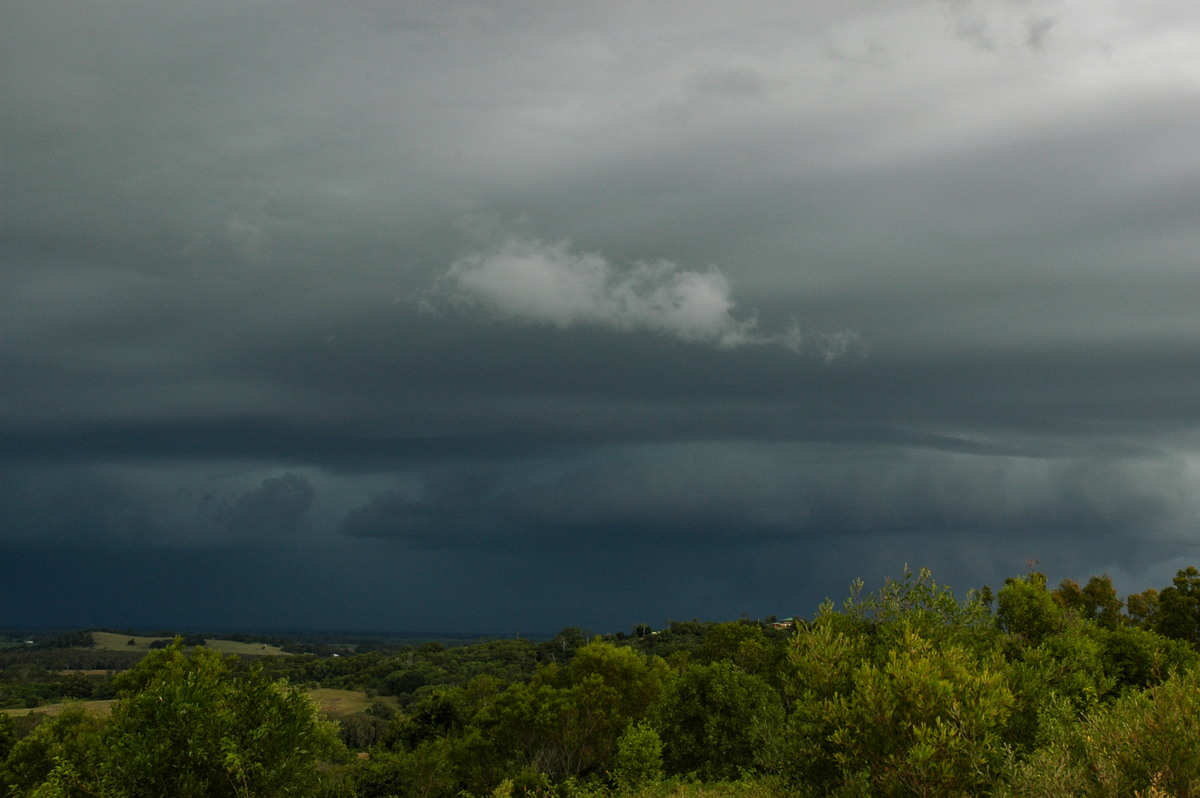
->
[2, 642, 341, 797]
[3, 566, 1200, 797]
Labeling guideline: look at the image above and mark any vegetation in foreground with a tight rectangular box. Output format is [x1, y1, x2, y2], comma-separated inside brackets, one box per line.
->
[2, 565, 1200, 797]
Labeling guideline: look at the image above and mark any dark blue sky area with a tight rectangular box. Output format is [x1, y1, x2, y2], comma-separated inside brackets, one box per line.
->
[3, 1, 1199, 633]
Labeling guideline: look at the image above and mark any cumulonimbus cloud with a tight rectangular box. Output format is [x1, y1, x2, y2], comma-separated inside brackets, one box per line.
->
[434, 238, 859, 357]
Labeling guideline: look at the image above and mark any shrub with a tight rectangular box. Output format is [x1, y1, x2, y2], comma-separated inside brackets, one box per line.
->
[612, 723, 663, 793]
[653, 661, 783, 781]
[1001, 668, 1200, 797]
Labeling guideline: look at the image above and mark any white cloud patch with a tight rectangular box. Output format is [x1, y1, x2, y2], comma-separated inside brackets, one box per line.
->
[437, 238, 858, 357]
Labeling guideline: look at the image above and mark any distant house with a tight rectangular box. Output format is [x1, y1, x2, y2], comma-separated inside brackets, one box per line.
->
[769, 618, 796, 630]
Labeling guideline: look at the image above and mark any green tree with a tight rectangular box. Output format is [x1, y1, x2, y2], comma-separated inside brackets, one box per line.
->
[1052, 578, 1087, 615]
[1095, 624, 1199, 692]
[1081, 575, 1124, 629]
[0, 705, 106, 796]
[652, 660, 783, 781]
[0, 712, 15, 763]
[771, 570, 1018, 794]
[812, 629, 1014, 796]
[1001, 668, 1200, 797]
[565, 642, 670, 724]
[838, 566, 997, 654]
[467, 643, 669, 786]
[1004, 628, 1116, 750]
[394, 689, 469, 749]
[1053, 575, 1125, 630]
[348, 740, 457, 798]
[611, 723, 663, 794]
[473, 678, 594, 783]
[697, 622, 785, 688]
[997, 571, 1070, 645]
[1154, 566, 1200, 644]
[539, 628, 587, 663]
[1126, 588, 1160, 628]
[768, 610, 872, 790]
[34, 640, 343, 797]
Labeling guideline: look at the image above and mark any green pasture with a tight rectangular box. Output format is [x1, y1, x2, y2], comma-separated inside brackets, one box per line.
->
[89, 631, 286, 656]
[0, 699, 117, 719]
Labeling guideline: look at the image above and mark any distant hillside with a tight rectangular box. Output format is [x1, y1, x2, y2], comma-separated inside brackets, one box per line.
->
[89, 632, 285, 657]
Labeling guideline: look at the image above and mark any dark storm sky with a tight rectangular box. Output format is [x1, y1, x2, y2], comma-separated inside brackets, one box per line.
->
[3, 0, 1200, 634]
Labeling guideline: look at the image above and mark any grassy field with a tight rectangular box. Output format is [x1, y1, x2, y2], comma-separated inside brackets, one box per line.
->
[307, 688, 399, 715]
[89, 631, 286, 656]
[0, 690, 393, 720]
[0, 699, 117, 719]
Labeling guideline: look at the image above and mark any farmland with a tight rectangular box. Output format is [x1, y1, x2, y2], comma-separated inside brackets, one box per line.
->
[89, 631, 285, 657]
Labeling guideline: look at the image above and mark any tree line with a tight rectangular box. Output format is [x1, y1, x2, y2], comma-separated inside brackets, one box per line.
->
[2, 565, 1200, 796]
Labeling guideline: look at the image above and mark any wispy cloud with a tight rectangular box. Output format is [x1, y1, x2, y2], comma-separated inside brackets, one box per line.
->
[435, 237, 859, 358]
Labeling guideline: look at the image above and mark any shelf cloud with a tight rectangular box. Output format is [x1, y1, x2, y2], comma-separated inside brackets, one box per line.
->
[3, 0, 1200, 633]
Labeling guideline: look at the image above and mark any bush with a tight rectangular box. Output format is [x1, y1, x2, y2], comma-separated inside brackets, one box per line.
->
[99, 642, 343, 795]
[612, 723, 664, 793]
[18, 640, 345, 797]
[826, 630, 1014, 796]
[0, 705, 105, 796]
[1001, 668, 1200, 797]
[347, 743, 458, 798]
[653, 661, 783, 781]
[0, 713, 14, 763]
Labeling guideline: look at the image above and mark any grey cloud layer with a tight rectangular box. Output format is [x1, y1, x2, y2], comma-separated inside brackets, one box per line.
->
[208, 473, 316, 538]
[3, 0, 1200, 630]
